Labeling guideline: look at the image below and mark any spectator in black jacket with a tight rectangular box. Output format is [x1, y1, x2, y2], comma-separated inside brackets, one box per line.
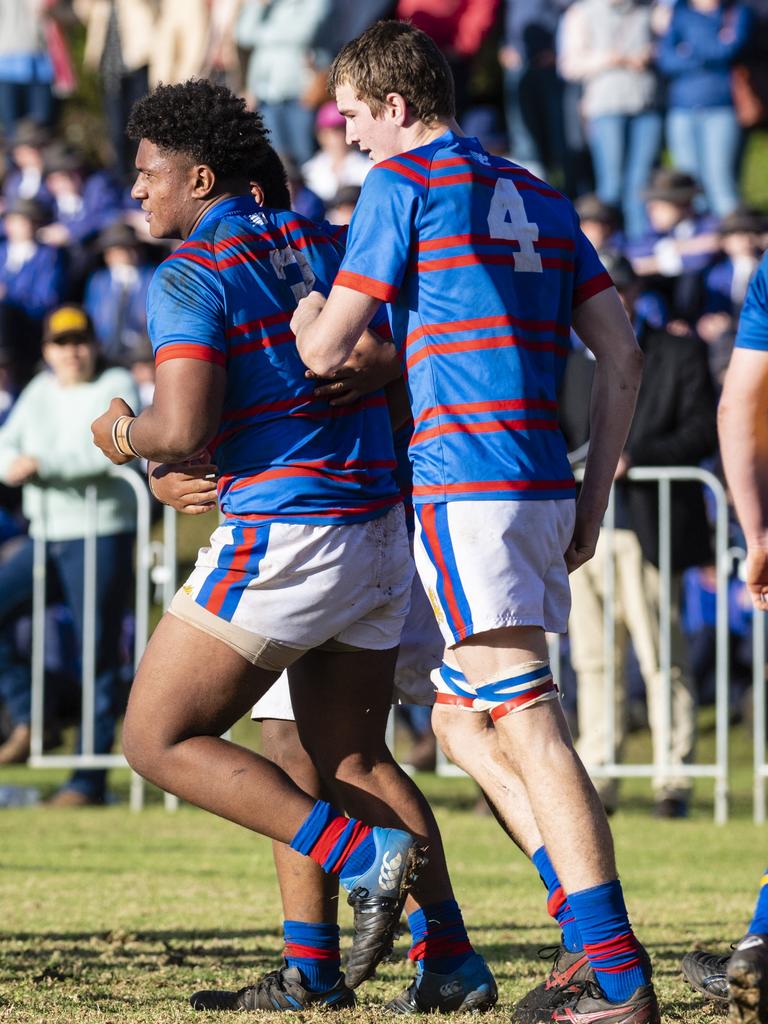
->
[563, 254, 718, 818]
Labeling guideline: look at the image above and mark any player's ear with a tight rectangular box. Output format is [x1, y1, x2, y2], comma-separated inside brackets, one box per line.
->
[250, 182, 265, 205]
[386, 92, 408, 127]
[193, 164, 216, 198]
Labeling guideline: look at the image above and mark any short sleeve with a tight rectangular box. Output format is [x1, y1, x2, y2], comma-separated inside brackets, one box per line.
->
[735, 256, 768, 352]
[147, 248, 227, 367]
[335, 159, 425, 303]
[572, 229, 613, 307]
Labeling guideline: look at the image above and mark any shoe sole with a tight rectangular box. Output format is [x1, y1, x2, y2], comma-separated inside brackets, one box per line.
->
[346, 842, 429, 989]
[728, 962, 768, 1024]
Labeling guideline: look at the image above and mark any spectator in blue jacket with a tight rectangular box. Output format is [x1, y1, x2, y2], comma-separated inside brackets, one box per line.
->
[37, 145, 123, 250]
[657, 0, 753, 217]
[0, 198, 66, 379]
[84, 223, 153, 366]
[2, 120, 54, 214]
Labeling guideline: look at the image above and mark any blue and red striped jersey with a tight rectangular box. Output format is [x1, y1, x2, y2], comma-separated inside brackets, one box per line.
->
[336, 132, 613, 503]
[735, 252, 768, 352]
[147, 196, 400, 525]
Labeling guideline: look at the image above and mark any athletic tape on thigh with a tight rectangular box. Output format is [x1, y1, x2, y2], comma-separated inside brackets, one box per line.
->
[476, 660, 557, 720]
[432, 662, 475, 708]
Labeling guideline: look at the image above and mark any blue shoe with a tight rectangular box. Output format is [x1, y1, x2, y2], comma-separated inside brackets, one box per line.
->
[342, 827, 428, 989]
[386, 953, 498, 1014]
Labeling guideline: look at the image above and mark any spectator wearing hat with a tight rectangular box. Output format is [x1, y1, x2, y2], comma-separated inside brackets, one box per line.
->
[559, 0, 662, 240]
[83, 222, 153, 366]
[236, 0, 331, 166]
[300, 101, 370, 204]
[38, 144, 123, 249]
[2, 119, 54, 214]
[575, 193, 624, 252]
[697, 208, 766, 384]
[657, 0, 752, 217]
[325, 184, 361, 226]
[0, 197, 66, 380]
[0, 303, 138, 802]
[562, 253, 718, 817]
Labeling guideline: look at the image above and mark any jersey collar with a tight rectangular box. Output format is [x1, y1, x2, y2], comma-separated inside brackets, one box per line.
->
[191, 194, 258, 236]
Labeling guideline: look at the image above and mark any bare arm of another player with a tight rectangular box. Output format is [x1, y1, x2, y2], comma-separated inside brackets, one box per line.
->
[568, 287, 644, 572]
[292, 287, 383, 377]
[718, 347, 768, 606]
[308, 328, 401, 406]
[148, 457, 219, 514]
[91, 359, 226, 465]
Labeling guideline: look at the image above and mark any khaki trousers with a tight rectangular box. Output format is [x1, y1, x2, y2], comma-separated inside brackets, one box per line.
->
[569, 528, 696, 806]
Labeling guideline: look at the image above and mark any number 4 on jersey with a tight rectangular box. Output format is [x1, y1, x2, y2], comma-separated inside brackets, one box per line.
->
[487, 178, 543, 273]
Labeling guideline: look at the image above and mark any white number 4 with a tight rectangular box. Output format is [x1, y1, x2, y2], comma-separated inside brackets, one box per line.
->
[487, 178, 543, 273]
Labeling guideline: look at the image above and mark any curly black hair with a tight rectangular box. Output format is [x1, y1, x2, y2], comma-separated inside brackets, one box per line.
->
[253, 145, 291, 210]
[127, 79, 271, 180]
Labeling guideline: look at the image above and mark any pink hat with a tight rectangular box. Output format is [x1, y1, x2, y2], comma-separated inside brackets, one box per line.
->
[316, 101, 345, 130]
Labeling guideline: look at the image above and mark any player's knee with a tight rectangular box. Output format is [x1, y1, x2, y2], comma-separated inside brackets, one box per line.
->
[122, 705, 168, 780]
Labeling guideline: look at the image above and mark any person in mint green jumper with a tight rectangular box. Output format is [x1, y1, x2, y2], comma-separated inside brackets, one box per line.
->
[0, 304, 139, 804]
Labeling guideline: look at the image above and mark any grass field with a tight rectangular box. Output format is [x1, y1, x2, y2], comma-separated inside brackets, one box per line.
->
[0, 713, 764, 1023]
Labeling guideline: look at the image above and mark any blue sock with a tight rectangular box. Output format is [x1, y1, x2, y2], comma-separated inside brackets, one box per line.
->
[569, 880, 649, 1004]
[408, 899, 474, 974]
[749, 869, 768, 934]
[289, 800, 375, 883]
[283, 921, 342, 992]
[531, 846, 583, 953]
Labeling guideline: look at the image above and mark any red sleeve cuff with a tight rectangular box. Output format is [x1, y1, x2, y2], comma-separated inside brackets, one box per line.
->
[335, 270, 398, 303]
[155, 343, 226, 367]
[573, 270, 614, 308]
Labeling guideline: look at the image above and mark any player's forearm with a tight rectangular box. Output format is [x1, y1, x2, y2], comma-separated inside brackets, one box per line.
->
[719, 376, 768, 549]
[578, 347, 643, 523]
[293, 287, 382, 377]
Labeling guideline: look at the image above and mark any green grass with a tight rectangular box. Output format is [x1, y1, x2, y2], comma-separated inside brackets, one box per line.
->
[0, 713, 764, 1022]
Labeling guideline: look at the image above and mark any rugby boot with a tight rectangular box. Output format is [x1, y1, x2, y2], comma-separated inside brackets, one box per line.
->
[342, 827, 428, 989]
[513, 945, 595, 1024]
[189, 963, 356, 1011]
[680, 948, 729, 1005]
[728, 933, 768, 1024]
[552, 980, 660, 1023]
[385, 952, 498, 1014]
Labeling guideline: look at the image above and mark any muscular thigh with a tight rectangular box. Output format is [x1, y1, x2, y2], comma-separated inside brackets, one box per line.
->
[125, 612, 279, 745]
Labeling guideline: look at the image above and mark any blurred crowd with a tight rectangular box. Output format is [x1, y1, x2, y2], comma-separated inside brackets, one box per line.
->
[0, 0, 766, 809]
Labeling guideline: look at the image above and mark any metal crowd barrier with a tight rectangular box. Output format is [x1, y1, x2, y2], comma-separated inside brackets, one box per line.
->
[435, 465, 731, 824]
[22, 464, 735, 820]
[27, 467, 153, 810]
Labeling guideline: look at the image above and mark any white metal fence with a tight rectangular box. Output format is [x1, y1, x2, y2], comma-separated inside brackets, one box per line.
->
[11, 464, 765, 821]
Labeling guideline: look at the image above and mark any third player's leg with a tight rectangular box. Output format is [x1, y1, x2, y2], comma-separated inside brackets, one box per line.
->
[289, 645, 453, 907]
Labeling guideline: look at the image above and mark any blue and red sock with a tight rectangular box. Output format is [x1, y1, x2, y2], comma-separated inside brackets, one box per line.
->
[283, 920, 342, 992]
[289, 800, 375, 886]
[408, 899, 474, 974]
[569, 880, 649, 1004]
[531, 846, 583, 953]
[749, 869, 768, 934]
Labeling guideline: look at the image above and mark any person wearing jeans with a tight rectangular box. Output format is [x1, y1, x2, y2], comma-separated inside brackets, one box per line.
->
[657, 0, 752, 218]
[559, 0, 662, 240]
[0, 304, 138, 804]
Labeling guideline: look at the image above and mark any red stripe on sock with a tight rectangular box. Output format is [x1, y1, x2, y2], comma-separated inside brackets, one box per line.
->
[409, 938, 473, 961]
[308, 817, 348, 868]
[329, 821, 372, 873]
[547, 885, 567, 919]
[283, 943, 340, 961]
[584, 932, 641, 968]
[489, 682, 558, 721]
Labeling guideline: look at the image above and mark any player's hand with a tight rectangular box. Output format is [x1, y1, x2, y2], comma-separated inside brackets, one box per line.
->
[308, 337, 399, 405]
[290, 290, 326, 338]
[564, 512, 601, 573]
[149, 458, 218, 514]
[91, 396, 137, 465]
[5, 454, 39, 486]
[746, 545, 768, 610]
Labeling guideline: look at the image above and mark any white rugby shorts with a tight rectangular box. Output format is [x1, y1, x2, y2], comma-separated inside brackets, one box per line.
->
[169, 505, 413, 670]
[413, 499, 576, 646]
[251, 559, 444, 720]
